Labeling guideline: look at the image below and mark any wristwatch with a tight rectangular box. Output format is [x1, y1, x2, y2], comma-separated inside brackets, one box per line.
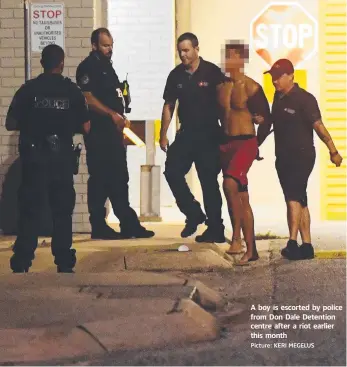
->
[329, 151, 339, 156]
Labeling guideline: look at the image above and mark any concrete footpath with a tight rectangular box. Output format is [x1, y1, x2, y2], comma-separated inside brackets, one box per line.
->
[0, 223, 345, 365]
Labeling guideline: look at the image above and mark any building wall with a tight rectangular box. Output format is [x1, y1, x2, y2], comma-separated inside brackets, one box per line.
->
[318, 0, 346, 221]
[0, 0, 176, 233]
[107, 0, 176, 222]
[0, 0, 98, 233]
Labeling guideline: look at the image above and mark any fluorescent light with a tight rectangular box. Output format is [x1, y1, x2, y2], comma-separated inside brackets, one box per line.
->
[124, 127, 145, 147]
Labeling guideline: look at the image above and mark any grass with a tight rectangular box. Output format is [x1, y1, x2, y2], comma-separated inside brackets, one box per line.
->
[255, 231, 288, 240]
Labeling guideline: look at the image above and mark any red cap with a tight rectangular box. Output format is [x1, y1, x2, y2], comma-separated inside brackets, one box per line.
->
[264, 59, 294, 79]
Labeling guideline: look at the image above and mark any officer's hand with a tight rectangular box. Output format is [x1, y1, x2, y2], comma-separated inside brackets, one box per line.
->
[160, 136, 169, 153]
[255, 148, 264, 161]
[111, 112, 126, 131]
[330, 152, 343, 167]
[252, 114, 264, 125]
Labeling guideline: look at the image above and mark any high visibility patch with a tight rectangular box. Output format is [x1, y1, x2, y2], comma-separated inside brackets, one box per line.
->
[81, 74, 90, 85]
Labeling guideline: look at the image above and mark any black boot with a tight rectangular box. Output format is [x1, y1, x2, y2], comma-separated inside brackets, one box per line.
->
[300, 243, 314, 260]
[181, 213, 206, 238]
[195, 226, 225, 243]
[281, 240, 301, 260]
[121, 225, 155, 239]
[90, 208, 123, 240]
[91, 224, 123, 240]
[10, 253, 30, 273]
[57, 266, 75, 273]
[12, 268, 29, 273]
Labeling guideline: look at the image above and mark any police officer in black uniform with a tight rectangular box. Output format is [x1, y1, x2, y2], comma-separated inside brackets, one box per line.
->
[76, 28, 154, 240]
[6, 44, 90, 273]
[160, 33, 225, 243]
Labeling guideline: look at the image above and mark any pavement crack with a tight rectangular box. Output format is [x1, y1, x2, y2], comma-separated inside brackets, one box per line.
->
[267, 241, 283, 365]
[78, 285, 87, 293]
[76, 325, 109, 353]
[167, 298, 181, 314]
[269, 242, 280, 329]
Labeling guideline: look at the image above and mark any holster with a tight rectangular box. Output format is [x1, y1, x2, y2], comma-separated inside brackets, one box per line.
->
[73, 143, 82, 175]
[121, 78, 131, 113]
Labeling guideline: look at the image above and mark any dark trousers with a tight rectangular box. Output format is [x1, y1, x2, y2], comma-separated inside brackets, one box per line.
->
[84, 133, 140, 233]
[11, 150, 76, 270]
[164, 130, 224, 229]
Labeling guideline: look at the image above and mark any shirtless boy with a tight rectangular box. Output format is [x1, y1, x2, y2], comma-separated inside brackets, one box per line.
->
[217, 42, 271, 264]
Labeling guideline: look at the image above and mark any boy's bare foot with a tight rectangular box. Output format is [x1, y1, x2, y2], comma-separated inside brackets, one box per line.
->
[235, 251, 253, 266]
[235, 249, 259, 266]
[226, 238, 244, 254]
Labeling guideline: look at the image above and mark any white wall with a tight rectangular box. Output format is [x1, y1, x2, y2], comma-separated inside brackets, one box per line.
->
[107, 0, 176, 218]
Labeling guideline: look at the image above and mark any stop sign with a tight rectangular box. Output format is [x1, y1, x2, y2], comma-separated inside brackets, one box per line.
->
[250, 2, 318, 67]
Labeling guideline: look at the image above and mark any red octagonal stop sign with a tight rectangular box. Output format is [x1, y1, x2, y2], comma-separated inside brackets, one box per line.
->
[250, 2, 318, 67]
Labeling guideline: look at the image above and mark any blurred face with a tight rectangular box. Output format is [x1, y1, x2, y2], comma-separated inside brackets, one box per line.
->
[224, 48, 245, 71]
[177, 40, 199, 67]
[93, 32, 113, 59]
[272, 73, 294, 92]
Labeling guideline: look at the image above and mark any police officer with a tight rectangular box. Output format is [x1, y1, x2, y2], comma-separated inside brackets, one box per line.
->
[257, 59, 343, 260]
[6, 44, 90, 273]
[76, 28, 154, 240]
[160, 32, 225, 243]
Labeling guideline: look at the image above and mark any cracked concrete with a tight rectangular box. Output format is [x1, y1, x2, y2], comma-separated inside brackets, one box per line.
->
[0, 224, 345, 366]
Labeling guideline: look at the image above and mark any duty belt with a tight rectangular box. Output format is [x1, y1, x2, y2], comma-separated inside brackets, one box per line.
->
[19, 134, 72, 153]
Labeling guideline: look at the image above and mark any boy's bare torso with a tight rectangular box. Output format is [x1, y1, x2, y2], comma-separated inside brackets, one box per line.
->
[218, 75, 260, 136]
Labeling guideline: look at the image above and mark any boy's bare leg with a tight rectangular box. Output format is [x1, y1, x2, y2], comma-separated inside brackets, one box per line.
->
[238, 191, 256, 262]
[223, 178, 243, 253]
[227, 207, 244, 253]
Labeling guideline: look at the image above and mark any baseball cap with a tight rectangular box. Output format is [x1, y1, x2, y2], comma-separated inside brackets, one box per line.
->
[264, 59, 294, 80]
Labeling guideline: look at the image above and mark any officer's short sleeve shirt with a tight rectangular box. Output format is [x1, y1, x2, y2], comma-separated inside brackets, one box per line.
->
[272, 83, 321, 156]
[301, 92, 322, 125]
[162, 58, 226, 130]
[76, 61, 95, 93]
[69, 83, 90, 131]
[76, 52, 125, 115]
[7, 75, 90, 140]
[163, 71, 178, 104]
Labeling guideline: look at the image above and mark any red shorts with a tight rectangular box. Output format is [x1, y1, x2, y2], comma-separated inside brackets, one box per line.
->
[219, 135, 258, 189]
